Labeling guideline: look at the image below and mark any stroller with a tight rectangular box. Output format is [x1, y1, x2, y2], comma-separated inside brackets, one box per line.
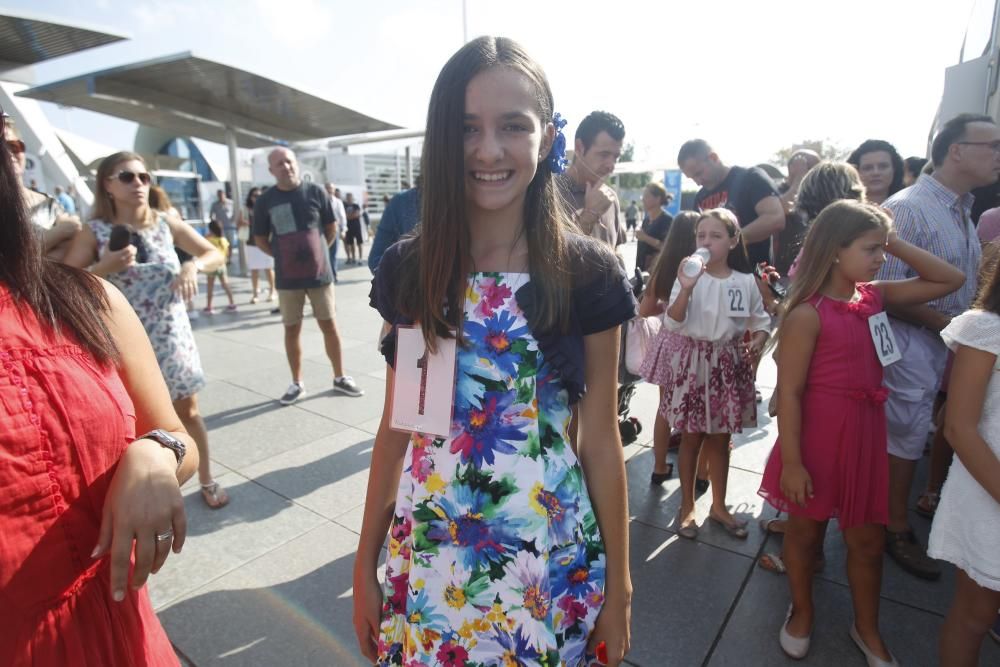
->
[618, 267, 648, 445]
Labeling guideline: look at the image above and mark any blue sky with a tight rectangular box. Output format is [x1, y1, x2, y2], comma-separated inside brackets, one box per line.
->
[4, 0, 991, 169]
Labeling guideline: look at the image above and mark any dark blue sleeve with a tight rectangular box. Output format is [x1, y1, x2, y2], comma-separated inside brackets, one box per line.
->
[368, 197, 401, 272]
[575, 251, 637, 335]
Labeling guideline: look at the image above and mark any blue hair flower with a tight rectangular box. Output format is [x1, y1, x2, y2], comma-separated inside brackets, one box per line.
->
[546, 113, 569, 174]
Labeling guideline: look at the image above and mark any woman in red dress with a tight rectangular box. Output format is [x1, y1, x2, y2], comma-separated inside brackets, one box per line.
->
[1, 110, 197, 665]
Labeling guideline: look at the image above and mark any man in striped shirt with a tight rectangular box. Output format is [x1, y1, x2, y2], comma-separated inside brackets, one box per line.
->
[877, 113, 1000, 580]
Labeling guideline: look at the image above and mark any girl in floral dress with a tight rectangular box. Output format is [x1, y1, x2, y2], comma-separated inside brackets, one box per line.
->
[353, 37, 635, 667]
[655, 209, 771, 540]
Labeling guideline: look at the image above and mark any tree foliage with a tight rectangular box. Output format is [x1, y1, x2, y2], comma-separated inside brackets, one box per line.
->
[616, 142, 653, 190]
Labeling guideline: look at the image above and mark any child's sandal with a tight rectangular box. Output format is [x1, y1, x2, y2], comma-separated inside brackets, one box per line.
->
[200, 480, 230, 509]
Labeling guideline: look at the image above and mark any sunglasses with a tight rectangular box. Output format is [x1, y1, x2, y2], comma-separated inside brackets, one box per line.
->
[6, 139, 24, 155]
[111, 170, 151, 185]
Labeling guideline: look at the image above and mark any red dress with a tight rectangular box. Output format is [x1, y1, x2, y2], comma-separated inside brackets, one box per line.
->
[0, 286, 176, 666]
[758, 284, 889, 530]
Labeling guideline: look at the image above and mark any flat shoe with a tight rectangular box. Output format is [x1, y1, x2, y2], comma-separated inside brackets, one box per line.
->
[708, 513, 749, 539]
[849, 624, 898, 666]
[650, 463, 673, 485]
[779, 604, 810, 659]
[677, 512, 698, 540]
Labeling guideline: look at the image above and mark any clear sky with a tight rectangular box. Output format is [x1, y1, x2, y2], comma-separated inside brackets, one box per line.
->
[4, 0, 992, 171]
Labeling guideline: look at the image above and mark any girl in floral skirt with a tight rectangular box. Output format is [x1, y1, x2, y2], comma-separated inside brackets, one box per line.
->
[353, 37, 635, 667]
[656, 209, 770, 540]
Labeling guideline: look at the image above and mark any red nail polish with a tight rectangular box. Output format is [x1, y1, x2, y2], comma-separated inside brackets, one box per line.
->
[596, 641, 608, 664]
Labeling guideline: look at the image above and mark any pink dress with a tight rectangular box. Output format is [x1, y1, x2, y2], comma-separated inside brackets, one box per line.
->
[758, 284, 889, 530]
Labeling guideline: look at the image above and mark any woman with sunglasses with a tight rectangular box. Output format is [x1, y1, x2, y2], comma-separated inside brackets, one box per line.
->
[65, 151, 231, 510]
[1, 114, 197, 663]
[5, 117, 83, 261]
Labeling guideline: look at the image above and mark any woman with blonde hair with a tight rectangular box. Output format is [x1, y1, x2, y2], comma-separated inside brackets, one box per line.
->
[65, 151, 231, 509]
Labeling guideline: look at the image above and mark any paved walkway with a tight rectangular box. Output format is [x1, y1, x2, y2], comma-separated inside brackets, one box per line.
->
[151, 243, 999, 666]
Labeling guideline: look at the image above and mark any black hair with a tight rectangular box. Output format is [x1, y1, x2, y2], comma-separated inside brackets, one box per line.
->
[904, 156, 928, 178]
[931, 113, 995, 167]
[244, 186, 261, 208]
[847, 139, 904, 197]
[575, 111, 625, 152]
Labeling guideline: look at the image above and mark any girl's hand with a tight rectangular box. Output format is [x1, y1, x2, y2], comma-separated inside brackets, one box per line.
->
[352, 568, 384, 662]
[587, 590, 631, 666]
[780, 463, 814, 508]
[747, 336, 766, 362]
[676, 259, 704, 291]
[885, 228, 901, 254]
[172, 261, 199, 302]
[92, 438, 186, 602]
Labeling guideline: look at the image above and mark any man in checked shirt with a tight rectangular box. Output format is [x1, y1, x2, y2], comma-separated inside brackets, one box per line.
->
[877, 113, 1000, 580]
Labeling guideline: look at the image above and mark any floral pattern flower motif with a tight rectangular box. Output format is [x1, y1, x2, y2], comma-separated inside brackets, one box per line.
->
[378, 273, 604, 666]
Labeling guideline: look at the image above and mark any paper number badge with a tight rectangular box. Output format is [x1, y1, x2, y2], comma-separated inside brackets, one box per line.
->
[724, 282, 749, 318]
[868, 312, 902, 367]
[390, 326, 458, 437]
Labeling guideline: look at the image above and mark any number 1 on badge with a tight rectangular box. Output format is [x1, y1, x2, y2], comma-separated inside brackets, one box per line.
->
[416, 349, 428, 416]
[391, 326, 457, 437]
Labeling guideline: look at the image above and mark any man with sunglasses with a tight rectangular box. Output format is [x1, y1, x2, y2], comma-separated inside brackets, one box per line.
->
[253, 147, 364, 404]
[3, 113, 82, 261]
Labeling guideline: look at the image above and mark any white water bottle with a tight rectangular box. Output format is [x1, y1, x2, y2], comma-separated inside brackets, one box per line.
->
[682, 248, 712, 277]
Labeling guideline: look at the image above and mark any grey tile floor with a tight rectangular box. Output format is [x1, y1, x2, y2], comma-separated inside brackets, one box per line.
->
[149, 244, 1000, 666]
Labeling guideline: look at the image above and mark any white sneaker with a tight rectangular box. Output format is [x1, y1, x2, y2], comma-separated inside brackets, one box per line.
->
[279, 382, 306, 405]
[333, 376, 364, 397]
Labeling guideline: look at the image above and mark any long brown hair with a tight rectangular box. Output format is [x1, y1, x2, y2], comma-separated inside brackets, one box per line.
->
[90, 151, 154, 225]
[975, 241, 1000, 314]
[0, 114, 118, 362]
[771, 200, 890, 348]
[396, 36, 571, 349]
[649, 211, 699, 300]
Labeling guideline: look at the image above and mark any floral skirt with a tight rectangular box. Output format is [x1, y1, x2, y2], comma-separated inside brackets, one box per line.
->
[644, 332, 755, 434]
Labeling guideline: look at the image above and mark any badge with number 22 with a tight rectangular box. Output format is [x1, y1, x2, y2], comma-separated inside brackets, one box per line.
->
[390, 326, 458, 437]
[724, 283, 749, 318]
[868, 312, 902, 367]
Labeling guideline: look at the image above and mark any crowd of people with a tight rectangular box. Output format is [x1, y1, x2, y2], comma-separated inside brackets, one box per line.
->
[3, 31, 1000, 667]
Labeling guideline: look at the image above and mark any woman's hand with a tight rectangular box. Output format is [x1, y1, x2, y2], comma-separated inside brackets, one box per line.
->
[92, 438, 186, 602]
[587, 589, 632, 666]
[96, 245, 137, 275]
[172, 261, 199, 302]
[780, 462, 814, 508]
[352, 567, 384, 662]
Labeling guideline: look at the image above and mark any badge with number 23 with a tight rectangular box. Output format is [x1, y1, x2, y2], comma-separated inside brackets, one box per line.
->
[867, 312, 902, 367]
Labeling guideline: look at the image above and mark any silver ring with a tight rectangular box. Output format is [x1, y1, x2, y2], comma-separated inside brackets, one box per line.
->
[155, 529, 174, 542]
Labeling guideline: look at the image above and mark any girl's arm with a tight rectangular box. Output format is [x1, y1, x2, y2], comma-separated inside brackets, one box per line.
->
[876, 232, 966, 308]
[943, 344, 1000, 505]
[776, 304, 820, 506]
[666, 262, 703, 324]
[169, 218, 225, 272]
[637, 280, 665, 318]
[577, 327, 631, 665]
[95, 281, 198, 602]
[353, 362, 412, 661]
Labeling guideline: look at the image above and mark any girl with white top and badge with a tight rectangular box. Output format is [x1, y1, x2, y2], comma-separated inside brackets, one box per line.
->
[757, 201, 963, 664]
[659, 208, 771, 540]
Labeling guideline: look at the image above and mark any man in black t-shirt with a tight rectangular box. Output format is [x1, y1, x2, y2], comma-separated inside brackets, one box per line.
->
[254, 147, 364, 404]
[678, 139, 784, 265]
[342, 192, 364, 265]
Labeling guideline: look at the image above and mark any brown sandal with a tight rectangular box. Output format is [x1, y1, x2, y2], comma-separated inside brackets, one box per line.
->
[915, 491, 939, 519]
[200, 480, 230, 510]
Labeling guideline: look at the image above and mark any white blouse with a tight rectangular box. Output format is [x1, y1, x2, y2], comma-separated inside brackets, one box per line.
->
[663, 270, 771, 342]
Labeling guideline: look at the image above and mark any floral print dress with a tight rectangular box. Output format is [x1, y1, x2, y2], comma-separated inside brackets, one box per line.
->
[89, 216, 206, 402]
[378, 273, 606, 667]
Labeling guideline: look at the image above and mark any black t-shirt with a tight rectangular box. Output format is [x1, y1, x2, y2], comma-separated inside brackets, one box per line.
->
[252, 182, 335, 289]
[635, 212, 673, 271]
[694, 166, 779, 265]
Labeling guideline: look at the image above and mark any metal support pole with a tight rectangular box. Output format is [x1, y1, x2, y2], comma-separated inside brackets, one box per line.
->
[225, 126, 246, 276]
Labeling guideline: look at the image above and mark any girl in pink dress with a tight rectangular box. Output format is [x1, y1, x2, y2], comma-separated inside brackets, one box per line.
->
[758, 201, 965, 664]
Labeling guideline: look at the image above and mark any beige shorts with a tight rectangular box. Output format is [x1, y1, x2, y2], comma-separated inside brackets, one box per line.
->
[278, 285, 335, 326]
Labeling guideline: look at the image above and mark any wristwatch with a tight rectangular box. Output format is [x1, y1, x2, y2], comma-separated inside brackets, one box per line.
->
[139, 429, 186, 472]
